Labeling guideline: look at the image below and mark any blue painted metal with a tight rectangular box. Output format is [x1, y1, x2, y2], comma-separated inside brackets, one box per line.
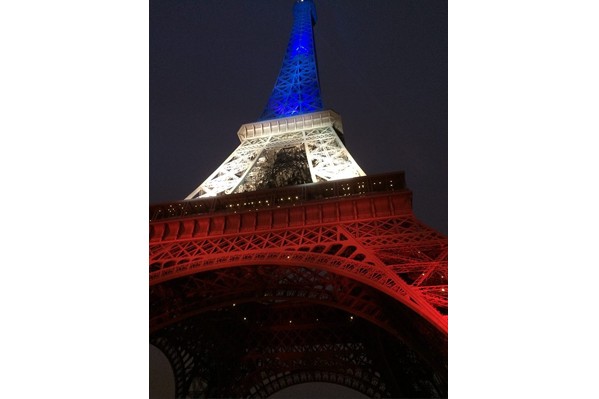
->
[259, 0, 323, 121]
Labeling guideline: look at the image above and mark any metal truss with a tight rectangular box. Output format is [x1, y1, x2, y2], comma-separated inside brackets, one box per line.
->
[259, 0, 322, 120]
[151, 183, 447, 397]
[186, 111, 365, 199]
[153, 189, 447, 332]
[150, 265, 439, 347]
[151, 302, 446, 398]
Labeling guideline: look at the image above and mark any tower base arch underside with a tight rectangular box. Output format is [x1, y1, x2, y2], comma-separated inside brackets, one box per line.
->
[150, 264, 447, 398]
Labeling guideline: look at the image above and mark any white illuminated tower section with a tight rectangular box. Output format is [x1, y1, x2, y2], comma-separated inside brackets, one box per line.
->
[186, 0, 365, 199]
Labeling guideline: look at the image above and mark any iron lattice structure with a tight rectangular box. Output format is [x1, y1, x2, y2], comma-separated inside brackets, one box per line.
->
[184, 1, 364, 200]
[186, 111, 365, 199]
[259, 0, 322, 120]
[150, 174, 448, 398]
[151, 0, 447, 397]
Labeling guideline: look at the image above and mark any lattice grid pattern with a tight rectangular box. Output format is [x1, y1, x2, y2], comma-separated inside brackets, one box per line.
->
[150, 206, 447, 333]
[151, 303, 445, 398]
[260, 0, 322, 120]
[186, 112, 365, 199]
[153, 184, 447, 397]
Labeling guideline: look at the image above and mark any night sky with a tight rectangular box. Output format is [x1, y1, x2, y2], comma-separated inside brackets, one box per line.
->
[150, 0, 447, 235]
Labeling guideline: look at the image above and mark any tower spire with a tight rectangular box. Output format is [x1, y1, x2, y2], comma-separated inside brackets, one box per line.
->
[260, 0, 323, 121]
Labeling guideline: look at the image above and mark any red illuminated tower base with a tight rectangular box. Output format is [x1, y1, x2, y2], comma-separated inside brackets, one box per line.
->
[150, 172, 448, 398]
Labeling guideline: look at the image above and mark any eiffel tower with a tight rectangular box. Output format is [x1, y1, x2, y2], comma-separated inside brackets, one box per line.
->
[150, 1, 448, 397]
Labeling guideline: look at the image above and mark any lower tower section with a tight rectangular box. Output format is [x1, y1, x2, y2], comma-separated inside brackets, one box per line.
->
[151, 173, 448, 398]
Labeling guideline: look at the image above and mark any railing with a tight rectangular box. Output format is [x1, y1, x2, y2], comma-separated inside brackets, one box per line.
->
[237, 110, 341, 140]
[150, 171, 407, 222]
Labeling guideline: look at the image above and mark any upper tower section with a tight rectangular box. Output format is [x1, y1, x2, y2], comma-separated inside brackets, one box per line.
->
[184, 0, 365, 200]
[259, 0, 323, 121]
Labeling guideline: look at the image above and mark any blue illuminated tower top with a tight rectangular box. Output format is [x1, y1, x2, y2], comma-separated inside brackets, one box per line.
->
[259, 0, 323, 121]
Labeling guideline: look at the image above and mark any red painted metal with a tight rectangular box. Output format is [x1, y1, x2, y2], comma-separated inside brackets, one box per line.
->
[150, 172, 447, 397]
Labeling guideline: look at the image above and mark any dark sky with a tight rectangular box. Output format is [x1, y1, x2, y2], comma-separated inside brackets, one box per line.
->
[150, 0, 447, 235]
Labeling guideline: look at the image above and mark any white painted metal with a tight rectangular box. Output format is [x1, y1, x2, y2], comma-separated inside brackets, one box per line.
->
[186, 110, 366, 199]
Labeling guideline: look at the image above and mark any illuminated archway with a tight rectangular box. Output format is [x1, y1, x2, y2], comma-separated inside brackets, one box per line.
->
[150, 264, 447, 398]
